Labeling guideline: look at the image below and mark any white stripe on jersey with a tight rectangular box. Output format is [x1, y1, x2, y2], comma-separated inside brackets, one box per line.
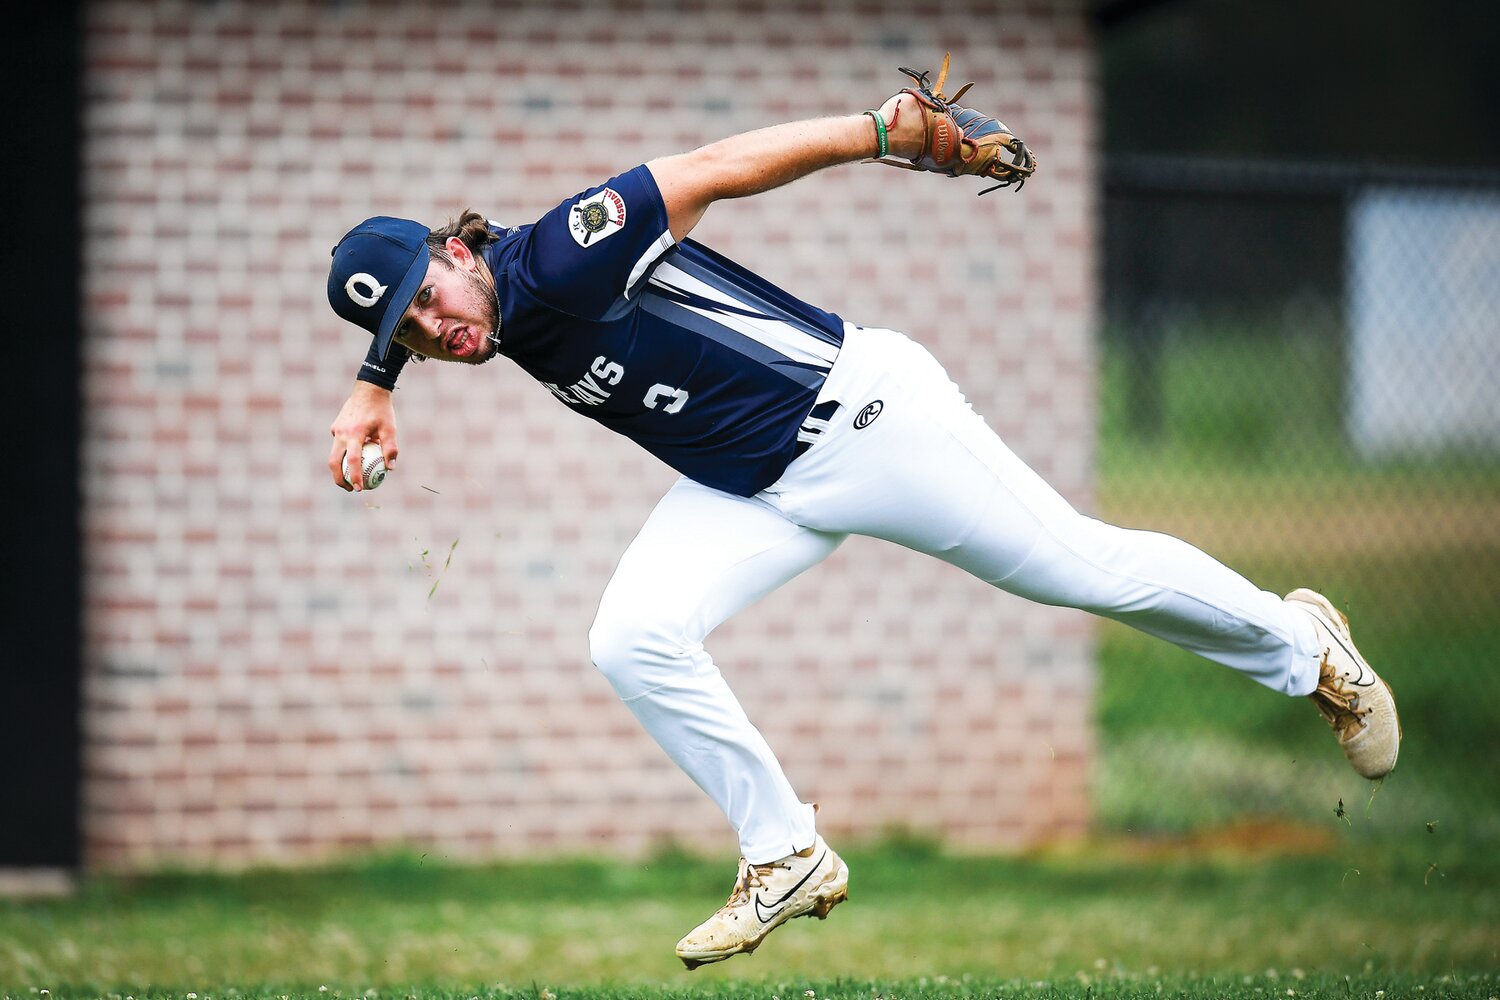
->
[625, 230, 677, 298]
[649, 260, 841, 369]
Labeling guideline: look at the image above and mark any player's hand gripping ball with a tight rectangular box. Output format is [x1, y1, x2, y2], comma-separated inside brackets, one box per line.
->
[343, 442, 387, 490]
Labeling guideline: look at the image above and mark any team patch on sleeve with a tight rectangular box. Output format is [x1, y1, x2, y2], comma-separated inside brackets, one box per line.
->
[569, 187, 627, 248]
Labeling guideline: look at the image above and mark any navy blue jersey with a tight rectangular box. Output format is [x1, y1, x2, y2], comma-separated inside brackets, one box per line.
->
[356, 166, 846, 496]
[490, 166, 845, 496]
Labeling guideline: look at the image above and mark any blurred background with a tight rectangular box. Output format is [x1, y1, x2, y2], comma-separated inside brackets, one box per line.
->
[4, 0, 1497, 906]
[1092, 0, 1500, 843]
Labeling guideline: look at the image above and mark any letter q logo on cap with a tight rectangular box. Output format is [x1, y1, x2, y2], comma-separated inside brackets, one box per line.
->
[344, 272, 388, 308]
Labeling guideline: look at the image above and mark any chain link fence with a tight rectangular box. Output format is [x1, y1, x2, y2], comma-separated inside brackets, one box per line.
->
[1094, 157, 1500, 845]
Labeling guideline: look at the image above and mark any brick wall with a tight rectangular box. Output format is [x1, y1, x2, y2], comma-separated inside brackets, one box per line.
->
[81, 0, 1098, 869]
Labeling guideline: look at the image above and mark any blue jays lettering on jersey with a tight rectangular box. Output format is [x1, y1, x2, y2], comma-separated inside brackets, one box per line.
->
[480, 165, 847, 497]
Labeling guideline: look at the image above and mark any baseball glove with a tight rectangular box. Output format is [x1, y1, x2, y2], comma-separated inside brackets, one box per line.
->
[876, 52, 1037, 194]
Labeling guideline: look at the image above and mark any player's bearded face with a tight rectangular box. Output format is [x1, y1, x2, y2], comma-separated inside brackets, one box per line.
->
[391, 253, 500, 365]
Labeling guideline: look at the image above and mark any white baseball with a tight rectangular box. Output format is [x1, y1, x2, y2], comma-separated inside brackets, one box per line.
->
[344, 442, 387, 490]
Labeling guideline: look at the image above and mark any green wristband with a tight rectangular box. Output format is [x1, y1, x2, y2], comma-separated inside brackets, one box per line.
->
[864, 109, 889, 158]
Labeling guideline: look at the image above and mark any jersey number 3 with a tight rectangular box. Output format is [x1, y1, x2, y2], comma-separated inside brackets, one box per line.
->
[644, 383, 689, 414]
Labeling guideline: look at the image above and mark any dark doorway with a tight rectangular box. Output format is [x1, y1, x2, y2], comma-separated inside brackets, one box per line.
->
[1, 3, 83, 870]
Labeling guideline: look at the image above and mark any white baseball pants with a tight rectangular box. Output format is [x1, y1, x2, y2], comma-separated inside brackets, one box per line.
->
[588, 325, 1323, 864]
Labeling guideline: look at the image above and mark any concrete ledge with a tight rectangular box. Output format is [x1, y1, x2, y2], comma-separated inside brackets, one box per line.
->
[0, 868, 76, 899]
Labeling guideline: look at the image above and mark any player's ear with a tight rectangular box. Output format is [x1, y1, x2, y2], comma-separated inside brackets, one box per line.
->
[445, 235, 475, 269]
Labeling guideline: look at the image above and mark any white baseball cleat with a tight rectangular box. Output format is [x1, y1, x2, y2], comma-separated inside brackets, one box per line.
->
[675, 835, 849, 970]
[1286, 588, 1402, 779]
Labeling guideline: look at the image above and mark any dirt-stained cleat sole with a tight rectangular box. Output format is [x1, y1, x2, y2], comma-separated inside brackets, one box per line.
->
[675, 837, 849, 970]
[1286, 588, 1402, 779]
[810, 884, 848, 919]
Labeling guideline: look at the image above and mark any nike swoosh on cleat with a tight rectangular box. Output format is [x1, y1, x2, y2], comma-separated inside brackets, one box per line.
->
[1325, 627, 1375, 687]
[752, 850, 827, 924]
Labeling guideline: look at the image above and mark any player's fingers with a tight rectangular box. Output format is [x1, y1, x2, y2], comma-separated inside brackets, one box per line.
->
[346, 440, 365, 492]
[330, 437, 362, 492]
[380, 431, 398, 471]
[328, 439, 354, 492]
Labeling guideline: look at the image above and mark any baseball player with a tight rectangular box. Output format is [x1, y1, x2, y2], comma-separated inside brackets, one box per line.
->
[325, 57, 1401, 968]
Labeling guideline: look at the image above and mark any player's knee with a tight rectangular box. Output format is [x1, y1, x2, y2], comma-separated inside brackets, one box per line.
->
[588, 604, 684, 695]
[587, 611, 631, 683]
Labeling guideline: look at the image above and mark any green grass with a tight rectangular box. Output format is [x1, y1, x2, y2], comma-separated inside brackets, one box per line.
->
[3, 845, 1498, 996]
[1, 976, 1496, 1000]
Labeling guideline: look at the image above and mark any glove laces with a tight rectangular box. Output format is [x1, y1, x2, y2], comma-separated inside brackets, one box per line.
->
[898, 52, 975, 107]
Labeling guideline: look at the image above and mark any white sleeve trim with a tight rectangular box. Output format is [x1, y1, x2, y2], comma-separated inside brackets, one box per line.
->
[624, 229, 676, 299]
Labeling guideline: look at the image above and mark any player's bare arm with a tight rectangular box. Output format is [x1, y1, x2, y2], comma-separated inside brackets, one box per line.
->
[646, 53, 1039, 241]
[646, 92, 922, 242]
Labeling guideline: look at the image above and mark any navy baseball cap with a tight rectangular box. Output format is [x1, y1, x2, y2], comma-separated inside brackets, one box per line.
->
[328, 217, 432, 362]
